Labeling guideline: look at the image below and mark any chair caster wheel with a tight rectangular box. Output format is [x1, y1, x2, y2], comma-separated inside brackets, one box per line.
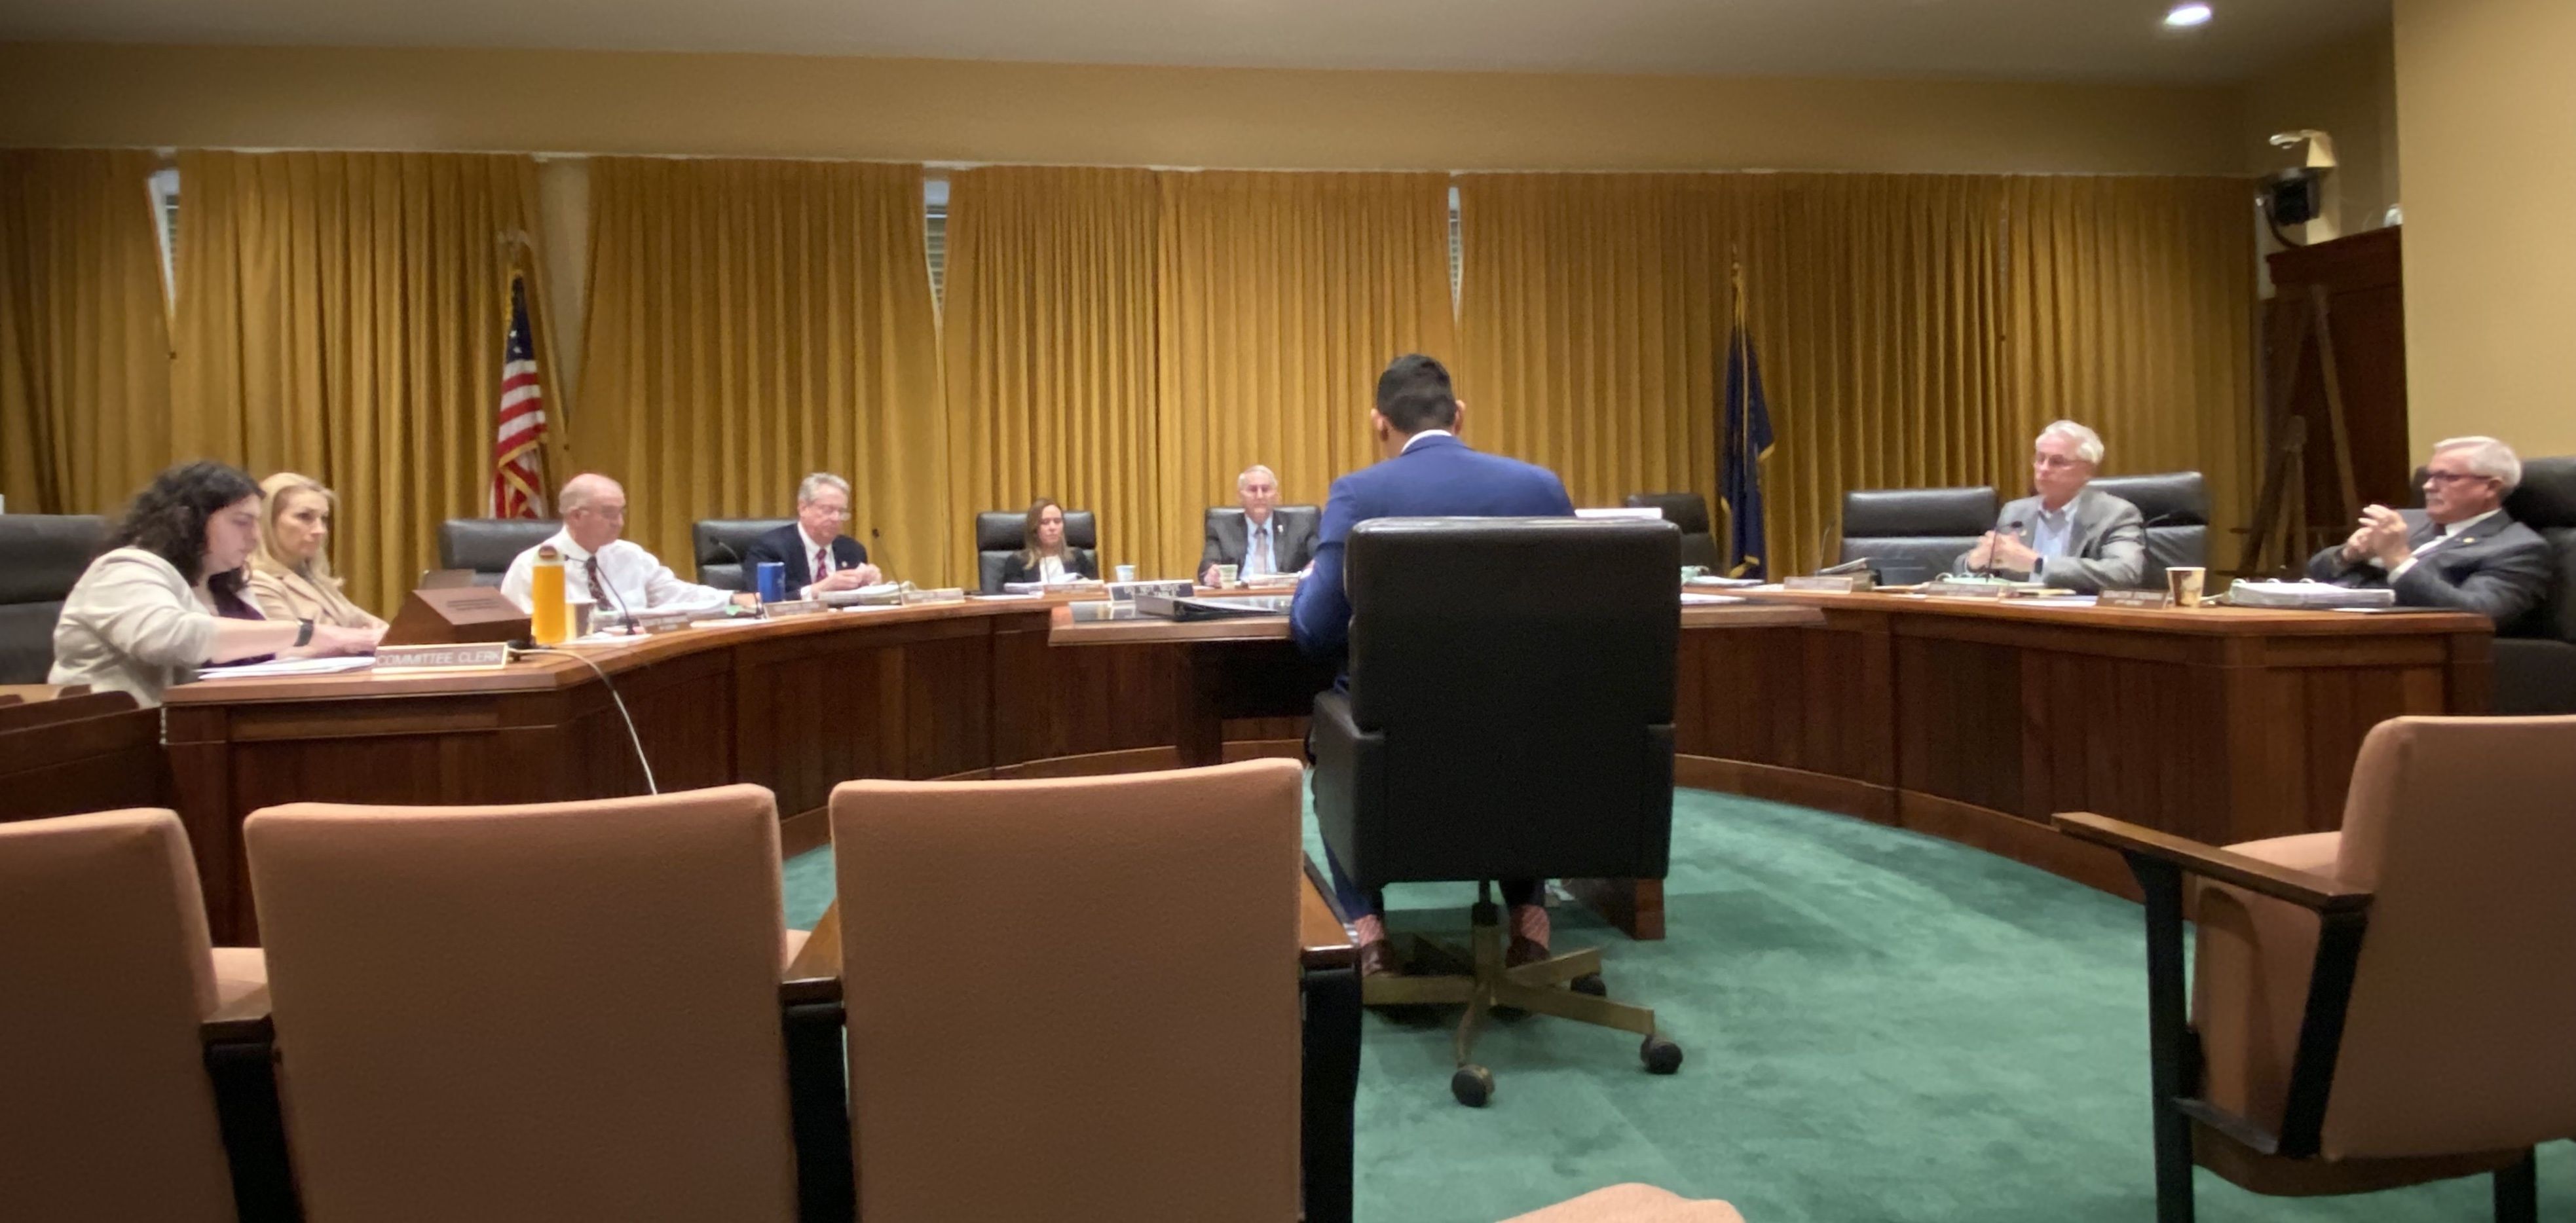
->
[1641, 1035, 1683, 1074]
[1451, 1064, 1495, 1107]
[1571, 973, 1607, 997]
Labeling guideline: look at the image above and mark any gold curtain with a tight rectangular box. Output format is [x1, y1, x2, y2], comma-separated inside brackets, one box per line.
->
[1154, 171, 1456, 570]
[579, 158, 948, 586]
[942, 166, 1165, 575]
[1455, 174, 1727, 509]
[0, 149, 174, 517]
[1728, 174, 2011, 575]
[1999, 175, 2256, 557]
[172, 151, 561, 613]
[1457, 172, 2254, 577]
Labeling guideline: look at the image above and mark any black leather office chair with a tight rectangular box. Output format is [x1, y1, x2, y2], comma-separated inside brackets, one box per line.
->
[2090, 471, 2210, 587]
[0, 515, 107, 684]
[1310, 517, 1682, 1106]
[2497, 456, 2576, 714]
[974, 509, 1098, 594]
[692, 519, 794, 592]
[1622, 492, 1725, 572]
[1836, 486, 1997, 582]
[436, 519, 560, 588]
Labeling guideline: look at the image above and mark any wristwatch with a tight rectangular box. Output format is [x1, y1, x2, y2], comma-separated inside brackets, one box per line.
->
[295, 619, 315, 648]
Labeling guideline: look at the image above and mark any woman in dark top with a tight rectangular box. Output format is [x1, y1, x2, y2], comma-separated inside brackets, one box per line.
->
[994, 498, 1098, 587]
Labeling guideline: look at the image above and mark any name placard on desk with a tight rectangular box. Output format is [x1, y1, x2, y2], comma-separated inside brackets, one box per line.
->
[375, 642, 510, 674]
[900, 587, 967, 606]
[761, 599, 829, 619]
[2097, 589, 2175, 610]
[1108, 579, 1195, 602]
[1783, 574, 1873, 593]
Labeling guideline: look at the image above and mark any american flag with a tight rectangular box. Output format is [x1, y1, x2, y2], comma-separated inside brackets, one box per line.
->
[490, 276, 548, 518]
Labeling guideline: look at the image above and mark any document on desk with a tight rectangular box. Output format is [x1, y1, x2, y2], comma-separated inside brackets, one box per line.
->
[1680, 593, 1745, 605]
[198, 656, 378, 679]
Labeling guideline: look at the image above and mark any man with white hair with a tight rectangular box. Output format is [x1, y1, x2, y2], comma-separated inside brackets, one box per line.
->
[1956, 420, 2148, 591]
[742, 472, 882, 600]
[500, 473, 753, 618]
[1199, 463, 1318, 586]
[2307, 435, 2551, 627]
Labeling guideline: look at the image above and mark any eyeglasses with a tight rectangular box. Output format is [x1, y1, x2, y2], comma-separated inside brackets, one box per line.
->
[2423, 471, 2495, 485]
[2033, 455, 2089, 471]
[806, 505, 851, 519]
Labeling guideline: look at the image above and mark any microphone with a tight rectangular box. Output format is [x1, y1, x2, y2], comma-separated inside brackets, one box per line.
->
[868, 527, 887, 583]
[1979, 520, 2026, 578]
[2132, 511, 2180, 589]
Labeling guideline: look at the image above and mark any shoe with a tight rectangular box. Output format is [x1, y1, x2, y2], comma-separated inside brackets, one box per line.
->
[1504, 936, 1550, 970]
[1358, 938, 1403, 979]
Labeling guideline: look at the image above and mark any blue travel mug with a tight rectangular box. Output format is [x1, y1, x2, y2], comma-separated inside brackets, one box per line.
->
[755, 560, 787, 603]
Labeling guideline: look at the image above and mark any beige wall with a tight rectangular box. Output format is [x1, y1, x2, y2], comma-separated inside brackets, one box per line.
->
[2244, 22, 2399, 241]
[2396, 0, 2576, 460]
[0, 43, 2248, 175]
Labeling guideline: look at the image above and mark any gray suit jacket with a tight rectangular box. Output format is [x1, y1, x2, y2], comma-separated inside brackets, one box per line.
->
[2305, 509, 2552, 628]
[1201, 507, 1318, 575]
[1952, 486, 2147, 592]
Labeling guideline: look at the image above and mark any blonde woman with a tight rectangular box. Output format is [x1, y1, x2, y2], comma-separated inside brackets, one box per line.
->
[246, 471, 388, 632]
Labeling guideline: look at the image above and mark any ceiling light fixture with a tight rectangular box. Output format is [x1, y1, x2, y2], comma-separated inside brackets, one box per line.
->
[2164, 3, 2213, 28]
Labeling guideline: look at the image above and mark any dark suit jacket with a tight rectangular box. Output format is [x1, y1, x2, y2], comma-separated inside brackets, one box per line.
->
[1290, 433, 1576, 657]
[996, 549, 1100, 587]
[2305, 509, 2552, 628]
[741, 524, 868, 594]
[1201, 509, 1318, 576]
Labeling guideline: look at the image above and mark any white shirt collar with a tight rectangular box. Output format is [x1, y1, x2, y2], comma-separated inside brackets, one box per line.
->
[1400, 429, 1455, 454]
[2433, 509, 2503, 539]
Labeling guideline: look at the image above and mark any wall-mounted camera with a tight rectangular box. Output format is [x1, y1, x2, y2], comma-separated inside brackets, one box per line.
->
[2263, 130, 2338, 246]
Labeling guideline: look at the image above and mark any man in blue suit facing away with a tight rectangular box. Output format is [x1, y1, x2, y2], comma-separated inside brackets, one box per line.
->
[1292, 353, 1577, 979]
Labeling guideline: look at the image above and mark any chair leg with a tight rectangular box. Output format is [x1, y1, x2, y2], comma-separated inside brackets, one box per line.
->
[2492, 1148, 2536, 1223]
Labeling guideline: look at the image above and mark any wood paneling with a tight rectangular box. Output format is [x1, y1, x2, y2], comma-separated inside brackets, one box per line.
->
[0, 690, 167, 825]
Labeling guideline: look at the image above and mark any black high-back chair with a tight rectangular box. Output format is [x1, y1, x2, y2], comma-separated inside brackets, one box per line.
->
[2091, 471, 2210, 587]
[692, 519, 794, 592]
[0, 515, 107, 684]
[1836, 486, 1997, 583]
[974, 509, 1097, 594]
[1309, 517, 1682, 1106]
[436, 519, 560, 588]
[1621, 492, 1724, 571]
[2499, 455, 2576, 713]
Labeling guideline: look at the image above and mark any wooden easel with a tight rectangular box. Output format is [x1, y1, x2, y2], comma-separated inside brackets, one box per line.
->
[2236, 283, 2361, 577]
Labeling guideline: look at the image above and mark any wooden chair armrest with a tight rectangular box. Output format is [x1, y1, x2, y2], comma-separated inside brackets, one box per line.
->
[202, 986, 274, 1043]
[781, 906, 843, 1003]
[2054, 812, 2372, 913]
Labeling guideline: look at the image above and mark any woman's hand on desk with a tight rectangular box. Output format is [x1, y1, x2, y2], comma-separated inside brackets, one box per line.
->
[286, 623, 384, 659]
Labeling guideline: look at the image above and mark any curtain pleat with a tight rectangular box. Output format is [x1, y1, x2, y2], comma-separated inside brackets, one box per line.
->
[1154, 170, 1455, 570]
[172, 151, 561, 613]
[1459, 171, 2252, 577]
[579, 158, 948, 586]
[0, 149, 174, 517]
[941, 166, 1165, 574]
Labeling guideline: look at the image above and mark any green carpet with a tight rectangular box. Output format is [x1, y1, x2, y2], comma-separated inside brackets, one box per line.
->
[781, 788, 2572, 1222]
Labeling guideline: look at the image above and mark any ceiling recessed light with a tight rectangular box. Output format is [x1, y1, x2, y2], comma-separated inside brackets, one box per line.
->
[2164, 3, 2213, 28]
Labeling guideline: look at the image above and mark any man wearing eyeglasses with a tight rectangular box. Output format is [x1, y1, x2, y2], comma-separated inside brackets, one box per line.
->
[502, 472, 756, 615]
[1957, 420, 2148, 591]
[2307, 435, 2550, 627]
[743, 473, 884, 600]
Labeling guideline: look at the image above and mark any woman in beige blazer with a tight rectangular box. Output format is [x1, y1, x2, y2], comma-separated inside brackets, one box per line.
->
[246, 471, 388, 632]
[52, 462, 379, 706]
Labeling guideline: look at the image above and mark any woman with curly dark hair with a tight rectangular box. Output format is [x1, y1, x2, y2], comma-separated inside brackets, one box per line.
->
[50, 460, 379, 704]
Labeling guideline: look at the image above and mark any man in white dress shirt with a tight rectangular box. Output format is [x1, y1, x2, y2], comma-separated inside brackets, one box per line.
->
[500, 473, 754, 619]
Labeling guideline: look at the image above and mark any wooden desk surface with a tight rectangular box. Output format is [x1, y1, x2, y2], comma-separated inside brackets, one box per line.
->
[1740, 587, 2491, 637]
[1047, 597, 1824, 646]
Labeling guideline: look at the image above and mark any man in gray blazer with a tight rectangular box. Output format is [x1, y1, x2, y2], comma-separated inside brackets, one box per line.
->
[1956, 420, 2148, 592]
[2307, 435, 2552, 628]
[1199, 464, 1318, 585]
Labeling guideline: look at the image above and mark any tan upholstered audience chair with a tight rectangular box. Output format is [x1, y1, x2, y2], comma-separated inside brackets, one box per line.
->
[244, 784, 811, 1223]
[0, 809, 268, 1222]
[1504, 1183, 1747, 1221]
[2059, 715, 2576, 1222]
[830, 759, 1305, 1222]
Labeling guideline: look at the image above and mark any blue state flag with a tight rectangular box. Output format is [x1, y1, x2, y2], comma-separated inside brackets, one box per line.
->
[1721, 321, 1776, 577]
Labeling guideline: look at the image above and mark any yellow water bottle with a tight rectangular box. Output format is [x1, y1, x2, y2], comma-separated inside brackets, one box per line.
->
[530, 544, 568, 644]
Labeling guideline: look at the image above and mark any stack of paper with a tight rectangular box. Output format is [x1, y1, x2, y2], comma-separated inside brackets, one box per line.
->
[2226, 580, 2397, 610]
